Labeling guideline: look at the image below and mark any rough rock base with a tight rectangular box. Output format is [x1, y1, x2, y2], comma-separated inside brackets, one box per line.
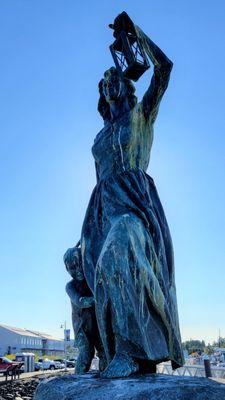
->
[34, 372, 225, 400]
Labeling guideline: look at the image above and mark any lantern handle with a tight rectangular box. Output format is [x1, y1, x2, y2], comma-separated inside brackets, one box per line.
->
[109, 11, 136, 38]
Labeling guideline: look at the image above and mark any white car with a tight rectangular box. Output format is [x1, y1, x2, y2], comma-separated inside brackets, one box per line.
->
[54, 361, 65, 369]
[37, 358, 65, 370]
[38, 359, 56, 370]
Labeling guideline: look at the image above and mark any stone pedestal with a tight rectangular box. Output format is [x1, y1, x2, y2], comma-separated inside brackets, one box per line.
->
[34, 372, 225, 400]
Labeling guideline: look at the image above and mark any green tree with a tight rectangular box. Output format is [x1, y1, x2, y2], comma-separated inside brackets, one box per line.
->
[182, 340, 205, 354]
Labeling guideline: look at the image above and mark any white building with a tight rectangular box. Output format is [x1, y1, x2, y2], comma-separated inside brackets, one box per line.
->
[0, 324, 64, 356]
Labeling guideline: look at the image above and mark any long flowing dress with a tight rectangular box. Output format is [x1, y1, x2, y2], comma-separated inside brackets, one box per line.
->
[81, 69, 184, 370]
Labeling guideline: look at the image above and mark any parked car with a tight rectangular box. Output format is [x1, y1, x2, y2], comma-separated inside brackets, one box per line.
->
[38, 358, 56, 370]
[34, 361, 43, 371]
[0, 357, 23, 374]
[54, 359, 74, 368]
[65, 360, 75, 368]
[55, 361, 65, 369]
[37, 359, 65, 370]
[54, 358, 64, 364]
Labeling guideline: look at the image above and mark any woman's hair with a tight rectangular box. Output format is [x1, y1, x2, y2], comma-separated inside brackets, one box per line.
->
[98, 67, 137, 122]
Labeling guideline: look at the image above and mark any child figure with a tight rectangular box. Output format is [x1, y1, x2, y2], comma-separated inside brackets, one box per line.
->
[64, 245, 106, 373]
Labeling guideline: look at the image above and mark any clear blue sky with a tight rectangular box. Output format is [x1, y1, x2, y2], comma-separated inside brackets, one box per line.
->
[0, 0, 224, 344]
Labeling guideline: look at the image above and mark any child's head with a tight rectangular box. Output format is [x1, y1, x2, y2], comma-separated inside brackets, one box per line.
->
[63, 246, 84, 281]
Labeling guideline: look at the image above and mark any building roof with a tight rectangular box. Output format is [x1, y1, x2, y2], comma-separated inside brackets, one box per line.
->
[0, 324, 40, 337]
[0, 324, 62, 341]
[26, 329, 62, 341]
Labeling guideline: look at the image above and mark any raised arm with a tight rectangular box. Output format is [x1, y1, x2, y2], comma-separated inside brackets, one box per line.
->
[135, 26, 173, 122]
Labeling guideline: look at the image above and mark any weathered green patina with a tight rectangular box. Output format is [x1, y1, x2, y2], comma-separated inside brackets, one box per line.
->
[65, 12, 184, 379]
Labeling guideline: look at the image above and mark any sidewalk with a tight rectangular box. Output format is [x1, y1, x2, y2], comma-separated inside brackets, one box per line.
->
[0, 367, 74, 383]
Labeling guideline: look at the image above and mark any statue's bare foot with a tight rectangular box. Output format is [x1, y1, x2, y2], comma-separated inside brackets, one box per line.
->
[100, 353, 139, 379]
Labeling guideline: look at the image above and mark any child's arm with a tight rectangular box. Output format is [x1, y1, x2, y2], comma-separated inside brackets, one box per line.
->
[66, 280, 82, 307]
[66, 280, 94, 308]
[78, 296, 95, 308]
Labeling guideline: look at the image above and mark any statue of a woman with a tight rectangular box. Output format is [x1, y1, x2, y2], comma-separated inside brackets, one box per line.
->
[79, 13, 183, 378]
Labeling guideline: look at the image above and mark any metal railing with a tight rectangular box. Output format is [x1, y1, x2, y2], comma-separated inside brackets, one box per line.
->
[157, 363, 225, 379]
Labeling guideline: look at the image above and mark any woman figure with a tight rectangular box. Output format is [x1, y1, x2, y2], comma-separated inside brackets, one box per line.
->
[80, 15, 184, 378]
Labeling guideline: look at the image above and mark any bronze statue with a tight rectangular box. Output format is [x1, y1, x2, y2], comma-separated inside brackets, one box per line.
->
[65, 11, 183, 379]
[64, 246, 106, 373]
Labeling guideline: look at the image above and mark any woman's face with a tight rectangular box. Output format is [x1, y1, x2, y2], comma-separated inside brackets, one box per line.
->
[103, 69, 125, 104]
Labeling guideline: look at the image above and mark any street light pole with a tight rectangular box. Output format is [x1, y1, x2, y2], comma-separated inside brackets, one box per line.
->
[60, 321, 67, 371]
[64, 320, 67, 370]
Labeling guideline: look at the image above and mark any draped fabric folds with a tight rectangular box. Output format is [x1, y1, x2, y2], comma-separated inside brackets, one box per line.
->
[81, 102, 184, 370]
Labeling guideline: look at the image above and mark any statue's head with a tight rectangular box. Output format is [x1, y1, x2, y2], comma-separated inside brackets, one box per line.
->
[98, 67, 137, 122]
[63, 246, 84, 282]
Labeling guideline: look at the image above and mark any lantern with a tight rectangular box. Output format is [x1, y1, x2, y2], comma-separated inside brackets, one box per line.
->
[109, 12, 150, 82]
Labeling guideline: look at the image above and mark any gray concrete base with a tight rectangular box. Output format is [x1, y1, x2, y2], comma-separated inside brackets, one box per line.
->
[34, 372, 225, 400]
